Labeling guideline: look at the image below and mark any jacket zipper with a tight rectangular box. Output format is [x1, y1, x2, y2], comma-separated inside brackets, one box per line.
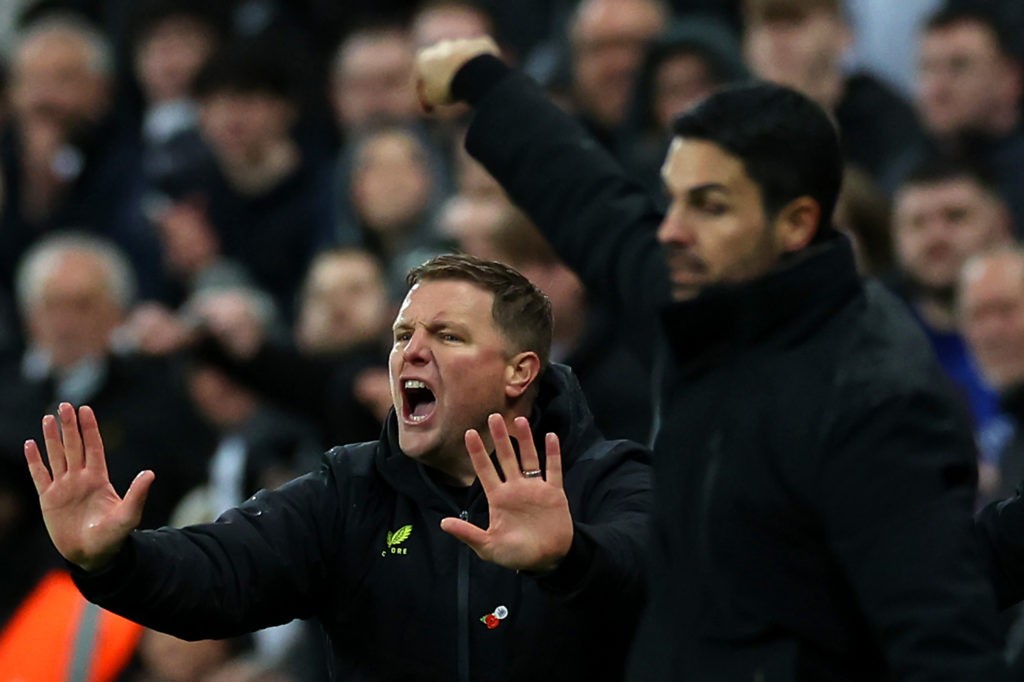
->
[457, 509, 470, 682]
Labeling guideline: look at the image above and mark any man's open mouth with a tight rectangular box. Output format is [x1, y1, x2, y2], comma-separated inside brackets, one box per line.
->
[402, 379, 437, 423]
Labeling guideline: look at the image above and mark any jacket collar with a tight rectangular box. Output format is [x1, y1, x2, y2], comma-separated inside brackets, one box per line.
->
[660, 232, 862, 367]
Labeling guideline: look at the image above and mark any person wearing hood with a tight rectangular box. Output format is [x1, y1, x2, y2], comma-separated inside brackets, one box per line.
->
[23, 253, 652, 682]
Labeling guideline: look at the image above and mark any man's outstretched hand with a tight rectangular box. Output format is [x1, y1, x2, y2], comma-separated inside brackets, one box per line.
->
[24, 403, 154, 572]
[414, 36, 500, 111]
[440, 414, 573, 573]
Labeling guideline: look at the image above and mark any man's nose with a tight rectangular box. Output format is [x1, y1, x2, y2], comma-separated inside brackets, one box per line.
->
[402, 328, 431, 363]
[656, 203, 695, 245]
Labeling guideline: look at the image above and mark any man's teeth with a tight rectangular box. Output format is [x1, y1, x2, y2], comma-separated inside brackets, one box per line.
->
[404, 379, 426, 389]
[409, 414, 428, 423]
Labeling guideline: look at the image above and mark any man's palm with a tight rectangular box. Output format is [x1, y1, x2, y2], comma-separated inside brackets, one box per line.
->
[440, 414, 573, 573]
[25, 403, 153, 571]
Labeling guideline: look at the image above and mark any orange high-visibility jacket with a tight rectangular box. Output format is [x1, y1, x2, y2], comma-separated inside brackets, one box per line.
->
[0, 570, 142, 681]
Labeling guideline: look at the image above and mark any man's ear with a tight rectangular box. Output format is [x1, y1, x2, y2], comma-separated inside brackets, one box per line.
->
[505, 351, 542, 400]
[775, 196, 822, 253]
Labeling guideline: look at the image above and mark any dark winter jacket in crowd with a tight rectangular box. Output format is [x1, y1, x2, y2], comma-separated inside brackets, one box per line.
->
[454, 54, 1013, 681]
[976, 384, 1024, 609]
[72, 364, 652, 682]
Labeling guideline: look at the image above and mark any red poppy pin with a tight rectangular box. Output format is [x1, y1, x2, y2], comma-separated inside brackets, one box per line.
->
[480, 605, 509, 629]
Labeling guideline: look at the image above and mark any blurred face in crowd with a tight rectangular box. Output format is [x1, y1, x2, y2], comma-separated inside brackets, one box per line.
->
[135, 15, 218, 105]
[186, 364, 258, 429]
[961, 252, 1024, 390]
[518, 262, 586, 345]
[917, 20, 1023, 136]
[26, 251, 123, 370]
[389, 279, 521, 476]
[331, 29, 418, 132]
[411, 4, 491, 49]
[743, 7, 849, 110]
[657, 138, 791, 301]
[438, 194, 509, 259]
[894, 177, 1010, 294]
[351, 129, 433, 236]
[199, 90, 295, 166]
[296, 251, 391, 354]
[10, 27, 110, 135]
[571, 0, 666, 129]
[652, 52, 717, 130]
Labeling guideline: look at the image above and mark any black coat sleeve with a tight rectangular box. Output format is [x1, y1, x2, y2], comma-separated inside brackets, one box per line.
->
[456, 56, 672, 329]
[975, 489, 1024, 608]
[817, 386, 1008, 680]
[536, 441, 652, 614]
[71, 454, 344, 640]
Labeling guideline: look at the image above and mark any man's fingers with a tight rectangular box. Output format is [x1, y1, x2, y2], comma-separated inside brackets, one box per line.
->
[513, 416, 540, 475]
[465, 429, 501, 491]
[545, 433, 563, 488]
[415, 36, 502, 108]
[78, 405, 108, 476]
[440, 516, 489, 554]
[119, 470, 155, 529]
[24, 440, 52, 495]
[41, 413, 67, 477]
[58, 403, 85, 470]
[488, 414, 519, 480]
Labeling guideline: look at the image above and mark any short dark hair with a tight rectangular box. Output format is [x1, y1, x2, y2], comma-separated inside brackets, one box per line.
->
[128, 0, 229, 52]
[192, 39, 300, 102]
[742, 0, 844, 24]
[671, 81, 842, 242]
[900, 153, 1001, 198]
[406, 254, 553, 368]
[924, 4, 1018, 58]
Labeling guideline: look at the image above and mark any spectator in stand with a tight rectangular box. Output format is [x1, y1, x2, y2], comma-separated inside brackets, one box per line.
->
[411, 0, 495, 50]
[150, 39, 335, 320]
[128, 0, 226, 157]
[0, 13, 146, 298]
[125, 250, 392, 448]
[960, 248, 1024, 503]
[568, 0, 668, 157]
[337, 124, 452, 299]
[741, 0, 923, 183]
[627, 17, 749, 191]
[0, 233, 212, 529]
[890, 156, 1014, 462]
[326, 23, 453, 286]
[328, 23, 420, 138]
[891, 4, 1024, 232]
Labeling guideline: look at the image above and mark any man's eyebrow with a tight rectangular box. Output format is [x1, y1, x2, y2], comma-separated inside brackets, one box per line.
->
[688, 183, 730, 199]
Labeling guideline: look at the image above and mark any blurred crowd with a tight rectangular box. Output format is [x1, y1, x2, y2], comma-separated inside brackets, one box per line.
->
[0, 0, 1022, 679]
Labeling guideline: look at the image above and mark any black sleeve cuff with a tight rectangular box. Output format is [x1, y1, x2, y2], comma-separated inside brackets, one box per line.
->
[451, 54, 514, 105]
[533, 523, 597, 595]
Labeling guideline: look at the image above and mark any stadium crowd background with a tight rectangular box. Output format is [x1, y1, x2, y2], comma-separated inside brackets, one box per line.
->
[0, 0, 1023, 679]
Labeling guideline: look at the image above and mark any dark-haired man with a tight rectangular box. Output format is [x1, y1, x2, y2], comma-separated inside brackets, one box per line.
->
[895, 4, 1024, 233]
[890, 156, 1014, 472]
[24, 254, 651, 682]
[151, 39, 334, 320]
[417, 38, 1015, 680]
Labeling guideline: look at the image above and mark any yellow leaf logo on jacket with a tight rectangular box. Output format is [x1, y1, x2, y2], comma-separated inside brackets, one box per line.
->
[383, 525, 413, 556]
